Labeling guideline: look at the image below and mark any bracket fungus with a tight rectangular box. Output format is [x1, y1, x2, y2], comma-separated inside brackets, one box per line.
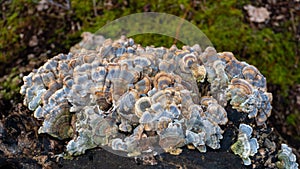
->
[231, 124, 259, 165]
[20, 32, 294, 166]
[276, 144, 299, 169]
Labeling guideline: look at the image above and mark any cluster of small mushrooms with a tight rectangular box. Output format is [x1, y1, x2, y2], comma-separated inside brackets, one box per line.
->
[20, 32, 298, 167]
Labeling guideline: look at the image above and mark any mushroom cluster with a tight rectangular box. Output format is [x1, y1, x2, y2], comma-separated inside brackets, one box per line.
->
[20, 32, 274, 163]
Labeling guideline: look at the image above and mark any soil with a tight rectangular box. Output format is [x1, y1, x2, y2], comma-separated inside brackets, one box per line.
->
[0, 0, 299, 168]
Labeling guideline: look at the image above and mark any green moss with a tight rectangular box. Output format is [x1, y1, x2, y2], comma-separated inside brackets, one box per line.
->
[286, 114, 297, 126]
[131, 33, 184, 48]
[0, 68, 21, 101]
